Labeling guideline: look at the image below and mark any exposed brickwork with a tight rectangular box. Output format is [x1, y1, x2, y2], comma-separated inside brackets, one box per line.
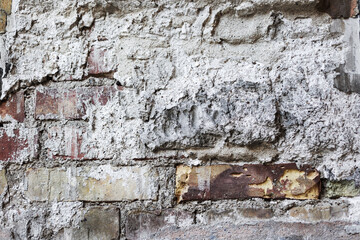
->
[59, 208, 120, 239]
[45, 124, 114, 160]
[289, 206, 331, 221]
[196, 207, 275, 225]
[126, 209, 193, 240]
[0, 169, 7, 196]
[176, 164, 320, 202]
[0, 11, 6, 34]
[0, 91, 25, 122]
[0, 0, 12, 14]
[239, 208, 274, 219]
[288, 204, 349, 221]
[0, 0, 11, 33]
[317, 0, 358, 18]
[87, 44, 116, 75]
[0, 0, 359, 238]
[0, 128, 38, 162]
[35, 86, 121, 120]
[323, 180, 360, 198]
[25, 166, 158, 201]
[149, 221, 360, 240]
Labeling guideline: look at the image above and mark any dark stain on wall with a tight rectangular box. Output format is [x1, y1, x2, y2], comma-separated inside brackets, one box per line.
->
[317, 0, 358, 18]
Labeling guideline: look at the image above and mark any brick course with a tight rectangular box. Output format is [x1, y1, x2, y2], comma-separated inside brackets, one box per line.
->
[176, 164, 320, 202]
[0, 0, 359, 238]
[25, 166, 158, 202]
[150, 221, 360, 240]
[59, 208, 120, 240]
[0, 128, 38, 162]
[0, 169, 7, 196]
[0, 91, 25, 122]
[35, 86, 121, 120]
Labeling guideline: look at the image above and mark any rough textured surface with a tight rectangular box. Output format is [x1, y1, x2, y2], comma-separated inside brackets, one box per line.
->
[317, 0, 358, 18]
[56, 207, 120, 240]
[0, 127, 38, 162]
[0, 0, 12, 33]
[146, 221, 360, 240]
[0, 169, 7, 196]
[0, 0, 359, 239]
[176, 164, 320, 202]
[0, 90, 24, 122]
[25, 166, 158, 201]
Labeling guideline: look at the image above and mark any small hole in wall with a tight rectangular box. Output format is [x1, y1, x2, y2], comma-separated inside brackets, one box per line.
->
[0, 123, 3, 128]
[116, 81, 122, 86]
[46, 75, 53, 82]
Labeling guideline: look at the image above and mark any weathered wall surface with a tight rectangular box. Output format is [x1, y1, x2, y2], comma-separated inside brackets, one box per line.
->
[0, 0, 360, 239]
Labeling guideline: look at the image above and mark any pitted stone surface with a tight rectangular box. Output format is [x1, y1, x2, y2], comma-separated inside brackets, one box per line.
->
[0, 0, 359, 239]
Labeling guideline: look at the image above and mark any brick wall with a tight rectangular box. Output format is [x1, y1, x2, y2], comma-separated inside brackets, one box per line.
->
[0, 0, 360, 239]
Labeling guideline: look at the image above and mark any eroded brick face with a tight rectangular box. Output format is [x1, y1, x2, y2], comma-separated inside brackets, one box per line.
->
[25, 166, 158, 202]
[151, 221, 360, 240]
[0, 170, 7, 196]
[35, 86, 121, 120]
[87, 45, 116, 75]
[126, 209, 193, 240]
[45, 124, 115, 160]
[0, 11, 6, 34]
[0, 91, 25, 122]
[317, 0, 358, 18]
[59, 208, 120, 239]
[176, 163, 320, 202]
[0, 128, 38, 162]
[0, 0, 11, 33]
[1, 0, 360, 238]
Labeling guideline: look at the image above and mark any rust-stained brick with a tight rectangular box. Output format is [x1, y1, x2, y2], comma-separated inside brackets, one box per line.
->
[176, 163, 320, 202]
[0, 91, 25, 122]
[317, 0, 358, 18]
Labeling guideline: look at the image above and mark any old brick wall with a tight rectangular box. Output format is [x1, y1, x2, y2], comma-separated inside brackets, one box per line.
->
[0, 0, 360, 239]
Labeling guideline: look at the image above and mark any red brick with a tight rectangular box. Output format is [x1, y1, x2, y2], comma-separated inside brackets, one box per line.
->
[176, 164, 320, 202]
[0, 128, 38, 161]
[35, 86, 121, 120]
[0, 91, 25, 122]
[317, 0, 358, 18]
[87, 46, 116, 75]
